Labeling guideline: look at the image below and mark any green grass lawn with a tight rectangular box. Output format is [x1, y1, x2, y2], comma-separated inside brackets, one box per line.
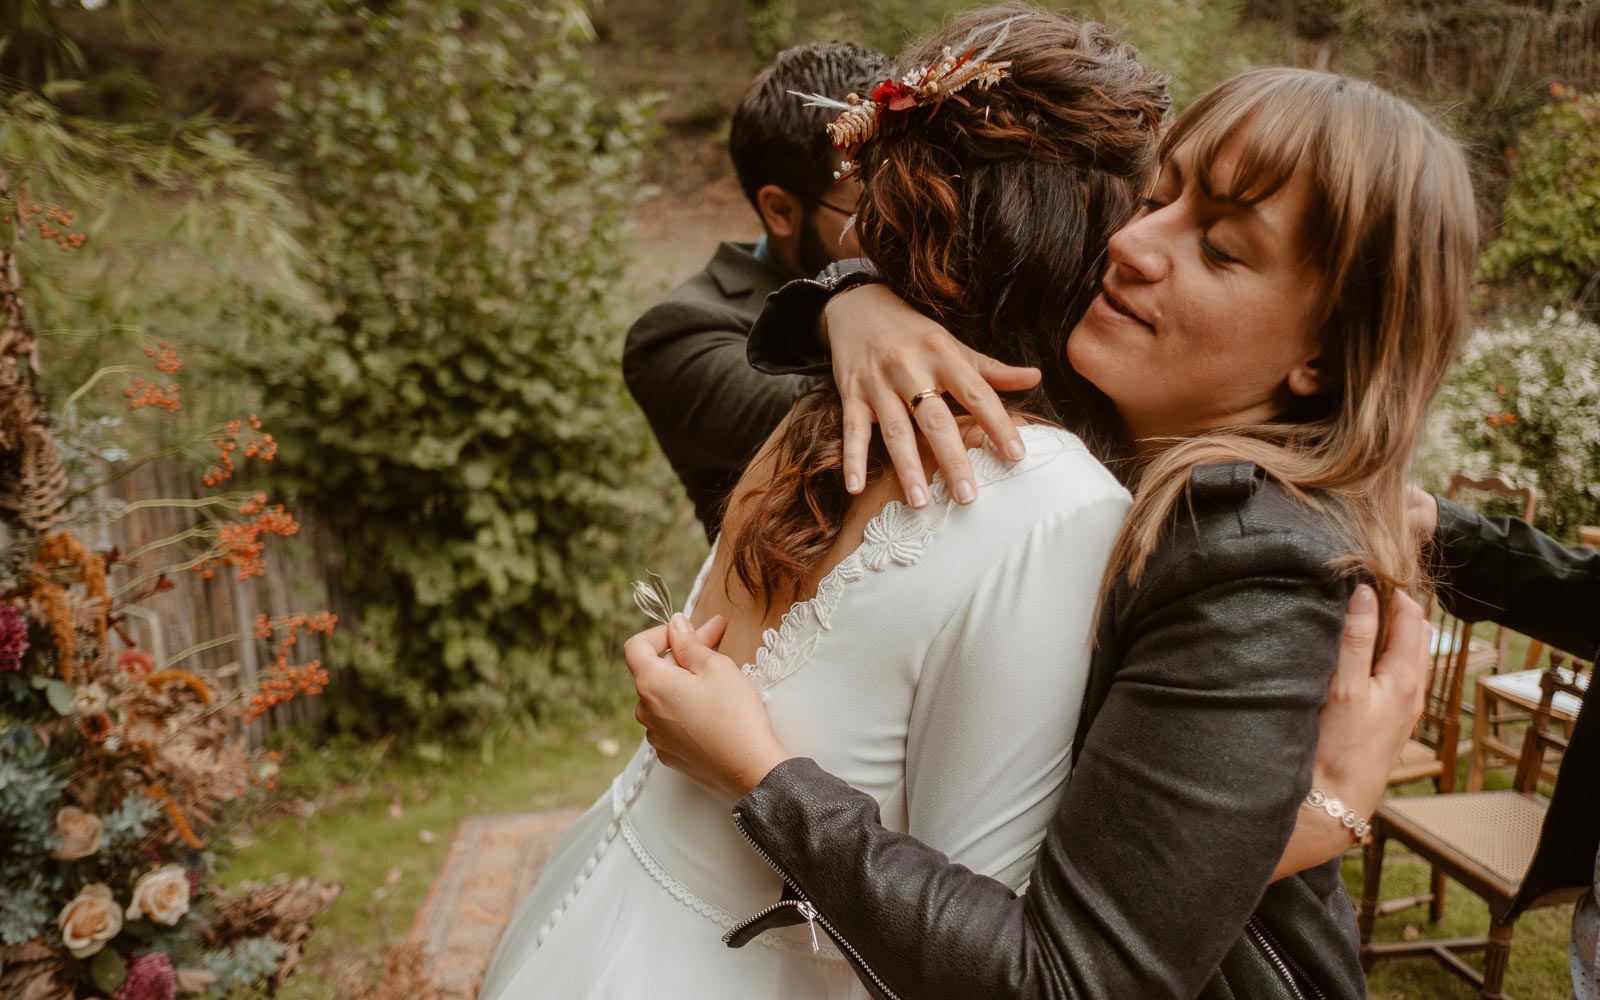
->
[222, 708, 642, 998]
[1347, 848, 1574, 1000]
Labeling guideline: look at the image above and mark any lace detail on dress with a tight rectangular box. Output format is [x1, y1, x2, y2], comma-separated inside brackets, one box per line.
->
[745, 495, 949, 693]
[743, 424, 1071, 695]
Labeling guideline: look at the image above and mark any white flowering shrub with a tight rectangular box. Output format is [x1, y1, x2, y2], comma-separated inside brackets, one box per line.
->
[1417, 309, 1600, 540]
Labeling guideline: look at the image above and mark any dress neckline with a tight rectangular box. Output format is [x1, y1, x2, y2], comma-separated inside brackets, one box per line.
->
[690, 423, 1074, 694]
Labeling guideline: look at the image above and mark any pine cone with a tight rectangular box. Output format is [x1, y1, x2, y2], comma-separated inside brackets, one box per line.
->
[826, 103, 882, 147]
[18, 424, 69, 533]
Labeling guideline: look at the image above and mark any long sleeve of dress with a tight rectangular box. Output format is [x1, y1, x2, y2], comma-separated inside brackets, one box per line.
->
[731, 478, 1362, 1000]
[1433, 497, 1600, 662]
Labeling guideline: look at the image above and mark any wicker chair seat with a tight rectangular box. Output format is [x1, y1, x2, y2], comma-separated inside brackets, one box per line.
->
[1482, 667, 1587, 720]
[1378, 791, 1548, 899]
[1387, 737, 1446, 785]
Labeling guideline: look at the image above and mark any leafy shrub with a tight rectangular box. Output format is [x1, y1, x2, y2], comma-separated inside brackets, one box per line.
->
[1417, 309, 1600, 541]
[255, 0, 668, 733]
[0, 85, 305, 448]
[1480, 90, 1600, 310]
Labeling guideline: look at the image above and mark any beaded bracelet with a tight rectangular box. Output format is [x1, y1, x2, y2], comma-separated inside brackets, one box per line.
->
[1305, 788, 1371, 841]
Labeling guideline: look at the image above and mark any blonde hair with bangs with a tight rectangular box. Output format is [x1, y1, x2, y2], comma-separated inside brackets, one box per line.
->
[1107, 68, 1478, 603]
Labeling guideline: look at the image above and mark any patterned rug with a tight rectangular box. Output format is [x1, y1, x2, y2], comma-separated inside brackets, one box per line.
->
[407, 808, 583, 999]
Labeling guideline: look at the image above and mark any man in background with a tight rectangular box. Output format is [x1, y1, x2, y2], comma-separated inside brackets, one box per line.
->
[623, 42, 891, 538]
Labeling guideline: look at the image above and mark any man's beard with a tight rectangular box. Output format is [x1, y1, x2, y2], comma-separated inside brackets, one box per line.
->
[796, 211, 835, 279]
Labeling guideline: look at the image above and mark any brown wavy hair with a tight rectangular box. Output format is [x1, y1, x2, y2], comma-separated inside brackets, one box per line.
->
[724, 4, 1169, 608]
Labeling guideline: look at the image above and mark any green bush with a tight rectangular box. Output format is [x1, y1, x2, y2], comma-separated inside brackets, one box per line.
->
[255, 0, 668, 734]
[1417, 309, 1600, 542]
[1480, 90, 1600, 309]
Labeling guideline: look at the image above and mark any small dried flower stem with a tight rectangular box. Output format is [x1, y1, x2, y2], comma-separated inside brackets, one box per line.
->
[38, 322, 151, 339]
[108, 495, 247, 520]
[118, 526, 211, 564]
[62, 364, 142, 414]
[69, 418, 254, 500]
[111, 534, 252, 598]
[69, 439, 199, 500]
[153, 633, 244, 673]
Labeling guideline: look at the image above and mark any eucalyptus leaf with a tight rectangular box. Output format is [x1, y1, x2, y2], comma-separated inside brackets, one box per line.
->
[44, 679, 75, 717]
[90, 948, 127, 994]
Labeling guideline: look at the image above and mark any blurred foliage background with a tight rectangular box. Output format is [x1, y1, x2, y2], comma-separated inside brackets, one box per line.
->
[3, 0, 1597, 731]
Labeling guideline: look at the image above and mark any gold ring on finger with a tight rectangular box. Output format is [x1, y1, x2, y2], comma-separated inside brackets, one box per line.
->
[908, 389, 943, 413]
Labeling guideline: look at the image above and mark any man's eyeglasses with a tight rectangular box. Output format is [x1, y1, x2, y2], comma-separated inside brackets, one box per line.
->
[810, 195, 857, 217]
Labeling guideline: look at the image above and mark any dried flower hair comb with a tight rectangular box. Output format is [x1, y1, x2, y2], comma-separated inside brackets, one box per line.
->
[789, 13, 1022, 162]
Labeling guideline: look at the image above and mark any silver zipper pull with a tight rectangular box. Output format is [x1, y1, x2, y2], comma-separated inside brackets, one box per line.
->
[796, 900, 821, 953]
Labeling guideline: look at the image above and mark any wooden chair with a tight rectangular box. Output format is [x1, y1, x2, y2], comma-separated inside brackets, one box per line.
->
[1380, 604, 1474, 924]
[1579, 525, 1600, 549]
[1470, 642, 1592, 789]
[1386, 606, 1471, 793]
[1359, 669, 1589, 999]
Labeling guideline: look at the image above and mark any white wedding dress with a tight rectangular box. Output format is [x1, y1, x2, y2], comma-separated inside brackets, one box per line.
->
[479, 424, 1130, 999]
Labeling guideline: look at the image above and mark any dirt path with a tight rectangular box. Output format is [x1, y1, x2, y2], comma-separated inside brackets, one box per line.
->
[626, 134, 761, 306]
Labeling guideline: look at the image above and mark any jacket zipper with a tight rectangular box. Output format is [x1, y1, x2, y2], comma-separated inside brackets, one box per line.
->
[729, 810, 904, 1000]
[1246, 915, 1326, 1000]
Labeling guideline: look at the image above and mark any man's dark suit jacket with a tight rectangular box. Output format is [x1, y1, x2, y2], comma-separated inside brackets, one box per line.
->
[1433, 498, 1600, 916]
[623, 241, 810, 538]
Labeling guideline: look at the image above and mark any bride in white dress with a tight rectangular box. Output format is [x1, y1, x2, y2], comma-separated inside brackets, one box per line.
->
[478, 9, 1165, 998]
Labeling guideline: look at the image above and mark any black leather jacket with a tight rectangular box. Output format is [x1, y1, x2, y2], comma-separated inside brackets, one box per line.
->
[728, 462, 1365, 1000]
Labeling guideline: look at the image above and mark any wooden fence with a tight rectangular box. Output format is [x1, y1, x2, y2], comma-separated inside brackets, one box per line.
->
[89, 456, 352, 747]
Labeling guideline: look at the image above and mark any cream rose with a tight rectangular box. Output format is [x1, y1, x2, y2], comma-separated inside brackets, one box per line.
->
[51, 806, 104, 861]
[72, 681, 108, 716]
[58, 883, 123, 958]
[126, 864, 191, 926]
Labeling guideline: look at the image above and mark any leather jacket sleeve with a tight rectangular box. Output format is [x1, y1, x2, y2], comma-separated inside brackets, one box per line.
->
[1433, 497, 1600, 662]
[730, 476, 1358, 999]
[744, 261, 877, 377]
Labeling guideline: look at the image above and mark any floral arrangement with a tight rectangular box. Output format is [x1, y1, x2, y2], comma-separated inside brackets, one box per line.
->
[1417, 308, 1600, 540]
[0, 180, 339, 997]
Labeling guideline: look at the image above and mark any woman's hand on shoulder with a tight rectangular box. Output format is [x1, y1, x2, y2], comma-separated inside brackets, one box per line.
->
[625, 615, 792, 802]
[1315, 585, 1430, 819]
[824, 284, 1041, 508]
[1274, 584, 1430, 879]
